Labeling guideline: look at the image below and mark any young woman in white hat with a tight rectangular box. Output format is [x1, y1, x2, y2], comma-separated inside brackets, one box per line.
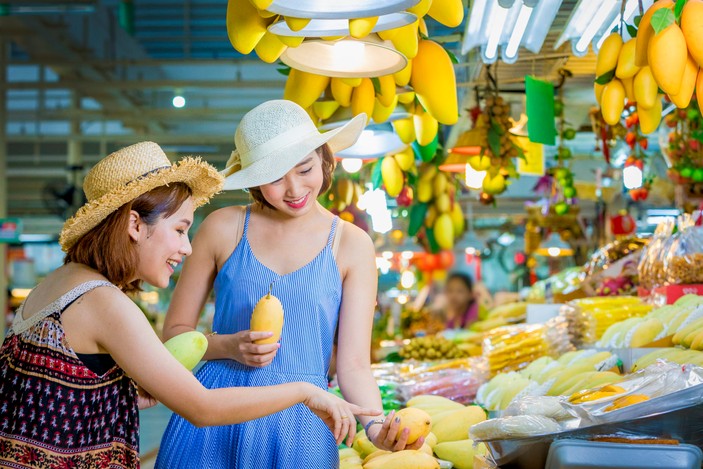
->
[156, 101, 423, 468]
[0, 142, 378, 468]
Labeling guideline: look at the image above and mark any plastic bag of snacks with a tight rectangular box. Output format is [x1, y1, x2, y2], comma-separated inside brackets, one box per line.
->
[470, 414, 562, 441]
[582, 237, 649, 280]
[395, 357, 489, 404]
[638, 218, 675, 290]
[662, 214, 703, 285]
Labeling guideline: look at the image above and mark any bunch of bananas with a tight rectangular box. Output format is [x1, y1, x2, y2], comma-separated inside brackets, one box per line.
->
[596, 294, 703, 349]
[406, 164, 465, 252]
[398, 335, 470, 361]
[476, 350, 622, 411]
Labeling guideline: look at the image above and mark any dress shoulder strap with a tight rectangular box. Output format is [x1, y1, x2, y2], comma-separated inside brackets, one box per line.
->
[232, 205, 247, 247]
[10, 280, 117, 335]
[331, 218, 344, 260]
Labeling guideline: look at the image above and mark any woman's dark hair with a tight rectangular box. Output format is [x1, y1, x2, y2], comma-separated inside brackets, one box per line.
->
[65, 182, 193, 292]
[447, 271, 474, 292]
[249, 143, 336, 210]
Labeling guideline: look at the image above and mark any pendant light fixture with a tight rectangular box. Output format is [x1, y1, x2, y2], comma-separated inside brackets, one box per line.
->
[269, 12, 417, 38]
[266, 0, 420, 19]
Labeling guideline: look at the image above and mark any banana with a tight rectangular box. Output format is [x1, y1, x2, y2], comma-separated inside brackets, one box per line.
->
[351, 78, 375, 121]
[411, 39, 458, 125]
[349, 17, 378, 39]
[226, 0, 271, 54]
[283, 69, 330, 109]
[331, 78, 354, 107]
[254, 31, 287, 63]
[427, 0, 465, 28]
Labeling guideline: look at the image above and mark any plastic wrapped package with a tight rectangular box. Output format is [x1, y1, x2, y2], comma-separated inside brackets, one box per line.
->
[394, 358, 489, 404]
[582, 237, 649, 280]
[638, 219, 675, 290]
[560, 297, 651, 346]
[504, 396, 574, 422]
[470, 415, 562, 441]
[662, 215, 703, 285]
[482, 316, 573, 376]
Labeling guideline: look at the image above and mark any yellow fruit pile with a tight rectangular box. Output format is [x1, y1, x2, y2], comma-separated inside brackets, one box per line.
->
[476, 350, 622, 411]
[482, 322, 562, 376]
[328, 177, 363, 212]
[596, 294, 703, 349]
[469, 301, 527, 332]
[631, 347, 703, 371]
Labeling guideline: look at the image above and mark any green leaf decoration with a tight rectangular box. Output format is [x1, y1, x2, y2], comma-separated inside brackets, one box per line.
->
[413, 135, 439, 162]
[276, 67, 291, 76]
[650, 8, 675, 34]
[626, 23, 638, 38]
[425, 227, 440, 254]
[371, 77, 381, 95]
[446, 49, 459, 64]
[595, 69, 616, 85]
[675, 0, 686, 21]
[407, 170, 418, 186]
[633, 14, 642, 27]
[371, 160, 383, 190]
[408, 203, 428, 237]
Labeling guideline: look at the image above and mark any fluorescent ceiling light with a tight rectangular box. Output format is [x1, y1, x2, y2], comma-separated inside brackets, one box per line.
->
[267, 0, 420, 19]
[269, 12, 417, 37]
[574, 1, 615, 54]
[595, 0, 653, 50]
[280, 34, 407, 78]
[464, 0, 562, 63]
[555, 0, 604, 50]
[503, 4, 534, 63]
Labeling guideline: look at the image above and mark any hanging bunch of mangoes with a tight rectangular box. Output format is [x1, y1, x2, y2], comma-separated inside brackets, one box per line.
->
[596, 0, 703, 136]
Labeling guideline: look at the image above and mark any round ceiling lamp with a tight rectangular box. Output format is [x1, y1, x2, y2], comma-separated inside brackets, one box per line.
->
[449, 128, 483, 156]
[280, 34, 408, 78]
[269, 12, 417, 37]
[319, 107, 411, 131]
[266, 0, 420, 19]
[336, 128, 407, 159]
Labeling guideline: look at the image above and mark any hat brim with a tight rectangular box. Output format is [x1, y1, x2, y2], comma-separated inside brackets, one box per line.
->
[59, 157, 224, 252]
[221, 113, 366, 191]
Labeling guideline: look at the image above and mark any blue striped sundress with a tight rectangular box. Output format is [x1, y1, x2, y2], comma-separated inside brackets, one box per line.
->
[156, 206, 342, 468]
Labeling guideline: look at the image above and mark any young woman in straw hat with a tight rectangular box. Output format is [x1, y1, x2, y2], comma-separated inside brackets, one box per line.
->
[157, 100, 422, 468]
[0, 142, 378, 469]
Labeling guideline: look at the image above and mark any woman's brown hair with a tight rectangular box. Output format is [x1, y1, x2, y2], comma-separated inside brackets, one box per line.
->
[249, 143, 336, 210]
[65, 182, 193, 292]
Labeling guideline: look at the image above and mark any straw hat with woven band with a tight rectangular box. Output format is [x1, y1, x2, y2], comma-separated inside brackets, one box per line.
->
[222, 100, 366, 190]
[59, 141, 224, 252]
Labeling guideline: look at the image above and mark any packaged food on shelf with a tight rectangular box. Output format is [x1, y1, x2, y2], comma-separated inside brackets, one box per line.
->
[582, 237, 648, 280]
[470, 415, 562, 441]
[662, 214, 703, 285]
[394, 358, 489, 404]
[638, 218, 675, 290]
[399, 335, 471, 361]
[561, 296, 652, 346]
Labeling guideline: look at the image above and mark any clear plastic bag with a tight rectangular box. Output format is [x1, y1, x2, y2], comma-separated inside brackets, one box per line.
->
[470, 415, 562, 441]
[663, 214, 703, 285]
[638, 219, 675, 290]
[583, 237, 649, 280]
[503, 395, 574, 422]
[394, 357, 489, 404]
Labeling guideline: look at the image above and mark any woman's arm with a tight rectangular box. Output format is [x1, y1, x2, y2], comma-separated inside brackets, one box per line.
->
[334, 223, 423, 450]
[163, 207, 279, 367]
[92, 288, 377, 444]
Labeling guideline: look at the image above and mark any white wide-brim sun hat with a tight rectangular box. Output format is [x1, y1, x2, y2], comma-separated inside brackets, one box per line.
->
[221, 100, 366, 190]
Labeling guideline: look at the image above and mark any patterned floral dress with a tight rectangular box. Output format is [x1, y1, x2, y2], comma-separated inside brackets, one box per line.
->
[0, 280, 140, 469]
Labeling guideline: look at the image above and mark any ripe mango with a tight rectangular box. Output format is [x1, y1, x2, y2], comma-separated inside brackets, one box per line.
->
[604, 394, 650, 412]
[284, 69, 329, 110]
[600, 79, 625, 125]
[621, 77, 635, 103]
[413, 108, 439, 146]
[351, 430, 379, 459]
[363, 450, 439, 469]
[427, 0, 465, 28]
[225, 0, 270, 55]
[433, 439, 487, 469]
[634, 66, 658, 109]
[669, 53, 699, 109]
[395, 407, 432, 444]
[390, 20, 420, 59]
[394, 148, 415, 171]
[648, 23, 687, 96]
[331, 78, 353, 107]
[349, 17, 378, 39]
[681, 0, 703, 68]
[450, 202, 465, 237]
[351, 78, 374, 122]
[381, 156, 404, 197]
[638, 97, 662, 135]
[432, 406, 487, 443]
[615, 38, 640, 79]
[482, 172, 506, 195]
[596, 33, 622, 77]
[254, 31, 287, 64]
[393, 117, 416, 144]
[376, 74, 397, 107]
[411, 39, 458, 125]
[434, 214, 455, 250]
[284, 16, 310, 32]
[250, 284, 284, 344]
[164, 331, 208, 371]
[393, 61, 412, 87]
[372, 95, 398, 123]
[312, 100, 340, 121]
[635, 0, 674, 66]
